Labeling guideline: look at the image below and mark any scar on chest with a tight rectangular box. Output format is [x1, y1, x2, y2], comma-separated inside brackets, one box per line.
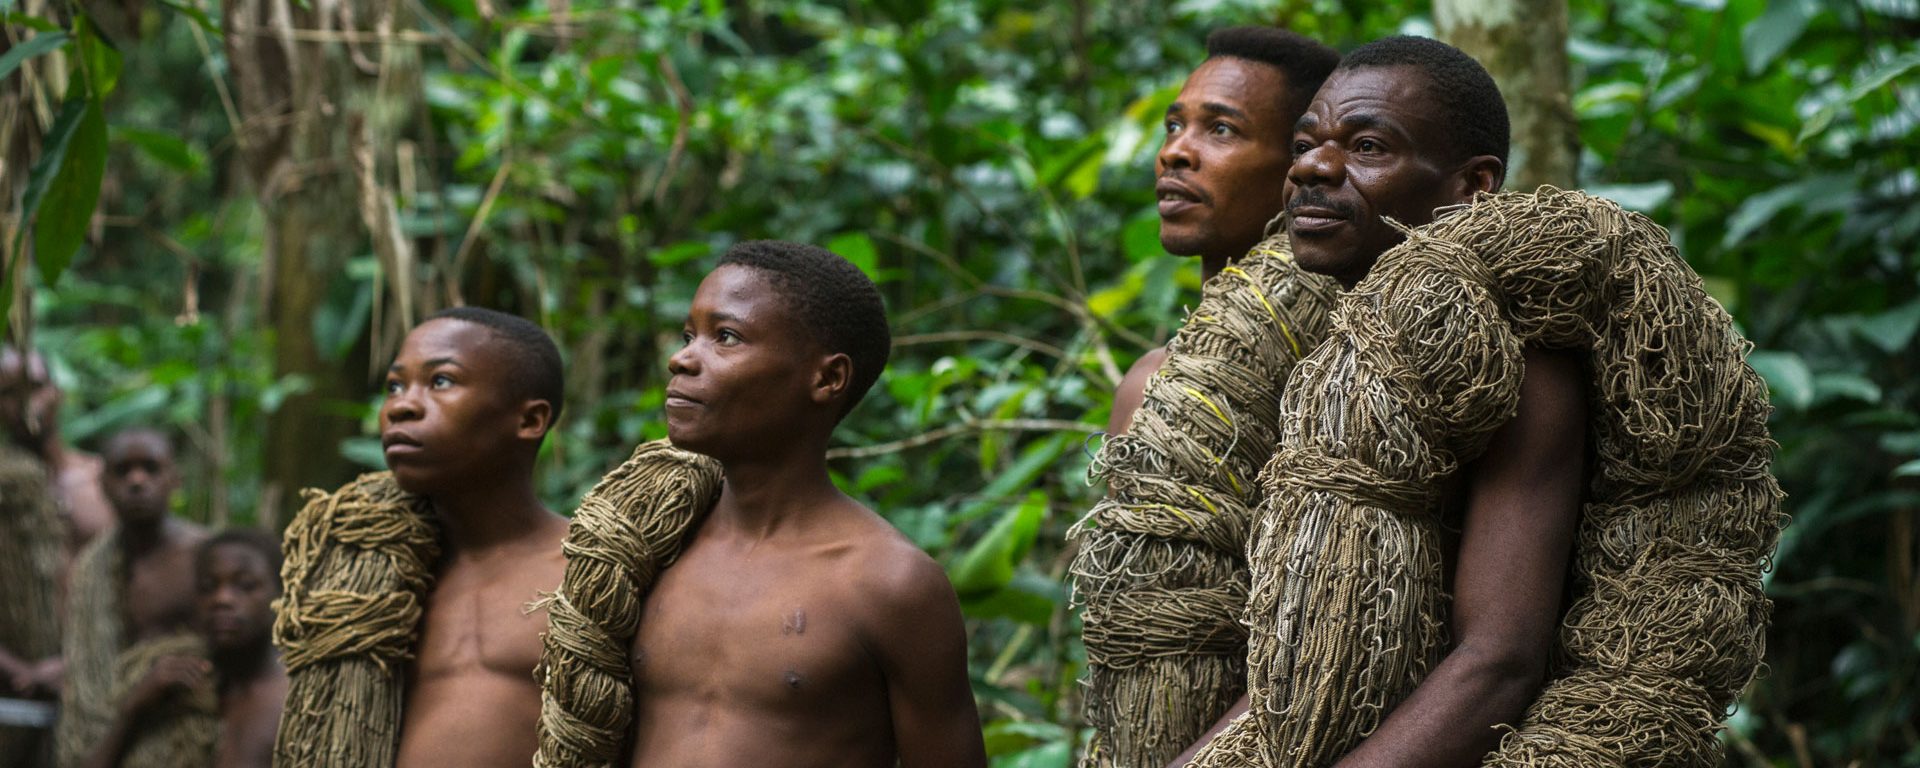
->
[783, 669, 803, 690]
[781, 608, 806, 636]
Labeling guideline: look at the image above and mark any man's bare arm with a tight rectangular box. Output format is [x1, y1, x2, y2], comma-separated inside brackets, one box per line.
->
[1108, 348, 1169, 436]
[1335, 346, 1586, 767]
[871, 551, 987, 768]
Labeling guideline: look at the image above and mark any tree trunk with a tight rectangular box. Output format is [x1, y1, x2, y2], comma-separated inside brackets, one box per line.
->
[1435, 0, 1579, 190]
[222, 0, 417, 524]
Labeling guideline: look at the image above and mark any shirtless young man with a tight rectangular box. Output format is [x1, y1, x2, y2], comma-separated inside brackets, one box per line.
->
[1196, 37, 1581, 766]
[380, 307, 571, 768]
[57, 428, 209, 764]
[628, 240, 986, 767]
[1108, 28, 1339, 435]
[80, 529, 288, 768]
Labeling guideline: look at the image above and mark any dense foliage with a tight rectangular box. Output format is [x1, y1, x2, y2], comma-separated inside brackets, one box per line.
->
[6, 0, 1917, 763]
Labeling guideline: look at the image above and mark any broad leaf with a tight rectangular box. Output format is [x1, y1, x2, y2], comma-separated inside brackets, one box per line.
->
[0, 30, 67, 81]
[34, 98, 108, 284]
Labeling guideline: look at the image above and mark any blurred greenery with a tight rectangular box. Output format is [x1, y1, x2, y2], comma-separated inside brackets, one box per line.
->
[6, 0, 1917, 764]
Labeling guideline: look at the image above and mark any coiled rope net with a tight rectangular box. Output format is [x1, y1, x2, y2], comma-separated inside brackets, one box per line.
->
[108, 633, 220, 768]
[57, 527, 129, 767]
[0, 445, 61, 768]
[1071, 237, 1338, 768]
[271, 472, 439, 768]
[1186, 188, 1784, 767]
[534, 440, 722, 768]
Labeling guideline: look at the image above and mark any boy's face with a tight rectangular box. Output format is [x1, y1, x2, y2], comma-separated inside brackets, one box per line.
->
[665, 265, 825, 460]
[380, 319, 530, 495]
[102, 433, 179, 525]
[197, 543, 279, 654]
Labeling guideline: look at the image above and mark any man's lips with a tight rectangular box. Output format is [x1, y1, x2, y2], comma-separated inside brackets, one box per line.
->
[1156, 177, 1204, 217]
[664, 390, 702, 409]
[382, 432, 423, 456]
[1288, 206, 1350, 234]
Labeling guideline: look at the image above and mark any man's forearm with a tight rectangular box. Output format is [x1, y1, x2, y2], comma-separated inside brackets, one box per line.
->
[1165, 692, 1249, 768]
[1333, 644, 1540, 768]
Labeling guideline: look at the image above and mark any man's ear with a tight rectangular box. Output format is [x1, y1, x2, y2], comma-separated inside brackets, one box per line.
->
[811, 353, 854, 408]
[516, 400, 555, 441]
[1455, 154, 1505, 201]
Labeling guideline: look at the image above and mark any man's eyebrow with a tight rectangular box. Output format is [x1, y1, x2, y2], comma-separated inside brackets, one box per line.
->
[388, 357, 466, 373]
[1338, 112, 1406, 137]
[708, 311, 742, 324]
[1200, 102, 1250, 122]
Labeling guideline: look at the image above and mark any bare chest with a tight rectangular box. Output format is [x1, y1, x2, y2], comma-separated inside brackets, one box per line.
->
[411, 572, 550, 681]
[124, 549, 198, 641]
[630, 549, 881, 712]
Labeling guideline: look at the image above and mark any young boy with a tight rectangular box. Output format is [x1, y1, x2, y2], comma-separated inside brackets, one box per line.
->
[80, 529, 288, 768]
[382, 307, 571, 767]
[625, 241, 985, 767]
[57, 428, 208, 766]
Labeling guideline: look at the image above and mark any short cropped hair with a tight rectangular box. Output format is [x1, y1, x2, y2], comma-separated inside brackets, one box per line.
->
[429, 306, 566, 425]
[102, 427, 176, 460]
[1338, 35, 1510, 168]
[717, 240, 890, 417]
[1205, 26, 1341, 120]
[198, 528, 284, 592]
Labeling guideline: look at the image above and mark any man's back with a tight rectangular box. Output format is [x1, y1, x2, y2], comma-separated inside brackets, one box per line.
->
[629, 498, 967, 768]
[394, 514, 568, 768]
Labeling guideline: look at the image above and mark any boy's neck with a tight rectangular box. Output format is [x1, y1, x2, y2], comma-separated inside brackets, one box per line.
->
[713, 443, 841, 540]
[214, 642, 282, 688]
[118, 515, 176, 555]
[427, 470, 554, 554]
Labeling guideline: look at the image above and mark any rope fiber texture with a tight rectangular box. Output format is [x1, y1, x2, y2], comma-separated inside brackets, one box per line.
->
[534, 440, 723, 768]
[106, 634, 219, 768]
[57, 528, 128, 768]
[1186, 188, 1783, 768]
[270, 472, 439, 768]
[0, 445, 61, 768]
[1071, 236, 1338, 768]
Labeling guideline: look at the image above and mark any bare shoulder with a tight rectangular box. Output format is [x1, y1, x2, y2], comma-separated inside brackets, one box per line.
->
[1109, 346, 1170, 436]
[834, 505, 955, 620]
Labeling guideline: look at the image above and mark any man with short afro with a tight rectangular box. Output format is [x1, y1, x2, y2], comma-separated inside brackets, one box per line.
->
[623, 239, 986, 767]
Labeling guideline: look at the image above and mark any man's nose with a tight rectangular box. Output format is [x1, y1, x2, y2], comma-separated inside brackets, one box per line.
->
[1289, 142, 1344, 188]
[1157, 129, 1196, 174]
[667, 343, 700, 377]
[383, 387, 423, 423]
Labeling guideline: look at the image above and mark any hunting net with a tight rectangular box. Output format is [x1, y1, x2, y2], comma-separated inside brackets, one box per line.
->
[108, 634, 219, 768]
[270, 473, 439, 768]
[0, 445, 61, 768]
[1071, 237, 1338, 767]
[534, 439, 723, 768]
[1185, 188, 1782, 768]
[57, 528, 127, 768]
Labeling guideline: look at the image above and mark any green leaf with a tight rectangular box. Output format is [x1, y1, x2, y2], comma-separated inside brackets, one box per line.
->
[1589, 181, 1673, 212]
[1747, 350, 1814, 411]
[14, 97, 89, 252]
[115, 125, 205, 172]
[826, 231, 884, 283]
[949, 491, 1047, 597]
[74, 16, 122, 96]
[1801, 50, 1920, 142]
[0, 31, 68, 81]
[154, 0, 221, 34]
[1892, 459, 1920, 478]
[1854, 300, 1920, 354]
[1742, 0, 1817, 75]
[1121, 208, 1161, 264]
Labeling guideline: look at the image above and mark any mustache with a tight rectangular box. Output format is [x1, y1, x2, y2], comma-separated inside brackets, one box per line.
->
[1286, 188, 1357, 219]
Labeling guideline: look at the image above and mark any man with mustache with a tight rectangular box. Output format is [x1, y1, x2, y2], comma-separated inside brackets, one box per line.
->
[1186, 36, 1586, 766]
[1080, 26, 1340, 768]
[1110, 27, 1340, 433]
